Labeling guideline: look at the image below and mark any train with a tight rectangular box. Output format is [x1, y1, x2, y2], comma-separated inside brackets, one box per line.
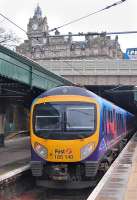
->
[124, 48, 137, 60]
[30, 86, 136, 188]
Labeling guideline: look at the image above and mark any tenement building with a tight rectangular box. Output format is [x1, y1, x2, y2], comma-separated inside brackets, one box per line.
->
[16, 5, 123, 60]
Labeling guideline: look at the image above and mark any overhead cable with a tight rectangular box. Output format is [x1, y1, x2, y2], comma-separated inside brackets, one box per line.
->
[45, 30, 137, 38]
[0, 0, 126, 35]
[49, 0, 127, 32]
[0, 13, 27, 34]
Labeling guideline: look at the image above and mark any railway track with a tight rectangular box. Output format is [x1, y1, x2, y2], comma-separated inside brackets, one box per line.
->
[11, 188, 92, 200]
[0, 168, 93, 200]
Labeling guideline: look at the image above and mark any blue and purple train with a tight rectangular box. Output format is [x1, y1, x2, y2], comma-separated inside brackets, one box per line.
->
[30, 86, 135, 188]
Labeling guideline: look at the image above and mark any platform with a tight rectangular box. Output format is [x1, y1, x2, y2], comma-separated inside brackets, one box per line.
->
[0, 136, 30, 182]
[87, 133, 137, 200]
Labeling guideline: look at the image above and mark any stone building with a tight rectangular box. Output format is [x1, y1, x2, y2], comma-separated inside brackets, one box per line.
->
[16, 5, 123, 60]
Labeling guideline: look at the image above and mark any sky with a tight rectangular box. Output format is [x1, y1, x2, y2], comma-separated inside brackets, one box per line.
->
[0, 0, 137, 52]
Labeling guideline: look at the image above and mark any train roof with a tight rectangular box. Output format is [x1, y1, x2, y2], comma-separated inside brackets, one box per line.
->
[36, 86, 134, 116]
[38, 86, 97, 98]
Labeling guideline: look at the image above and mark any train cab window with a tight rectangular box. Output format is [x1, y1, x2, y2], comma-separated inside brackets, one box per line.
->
[66, 104, 95, 130]
[34, 103, 62, 131]
[33, 102, 96, 140]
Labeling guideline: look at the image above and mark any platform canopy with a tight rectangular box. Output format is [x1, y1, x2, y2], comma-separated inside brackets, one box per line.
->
[0, 45, 73, 105]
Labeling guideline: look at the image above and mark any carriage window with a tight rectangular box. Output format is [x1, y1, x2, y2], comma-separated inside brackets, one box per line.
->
[102, 108, 106, 132]
[108, 110, 112, 122]
[110, 111, 113, 122]
[116, 113, 119, 132]
[122, 115, 124, 129]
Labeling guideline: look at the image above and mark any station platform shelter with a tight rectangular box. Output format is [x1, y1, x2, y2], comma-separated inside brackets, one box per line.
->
[0, 45, 72, 146]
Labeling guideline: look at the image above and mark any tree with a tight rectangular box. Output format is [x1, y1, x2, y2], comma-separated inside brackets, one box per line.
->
[0, 27, 20, 49]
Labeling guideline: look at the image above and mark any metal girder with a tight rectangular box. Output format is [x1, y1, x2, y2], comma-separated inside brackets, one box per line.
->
[0, 45, 72, 91]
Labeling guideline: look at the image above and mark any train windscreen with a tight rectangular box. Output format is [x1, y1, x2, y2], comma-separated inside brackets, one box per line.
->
[33, 102, 96, 139]
[66, 105, 95, 130]
[35, 104, 61, 131]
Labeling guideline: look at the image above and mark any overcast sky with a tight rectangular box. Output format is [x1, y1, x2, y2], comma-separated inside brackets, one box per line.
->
[0, 0, 137, 52]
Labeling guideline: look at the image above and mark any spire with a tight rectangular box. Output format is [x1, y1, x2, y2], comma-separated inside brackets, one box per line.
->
[34, 4, 42, 18]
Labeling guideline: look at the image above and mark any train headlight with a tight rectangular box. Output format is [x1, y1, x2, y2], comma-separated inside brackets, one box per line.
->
[80, 143, 95, 160]
[34, 143, 48, 159]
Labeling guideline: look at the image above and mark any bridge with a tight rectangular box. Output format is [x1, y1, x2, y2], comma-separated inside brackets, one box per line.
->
[0, 45, 72, 93]
[37, 59, 137, 114]
[38, 59, 137, 86]
[0, 45, 72, 143]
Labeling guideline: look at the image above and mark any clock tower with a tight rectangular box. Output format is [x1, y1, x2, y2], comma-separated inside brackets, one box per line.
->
[27, 4, 49, 47]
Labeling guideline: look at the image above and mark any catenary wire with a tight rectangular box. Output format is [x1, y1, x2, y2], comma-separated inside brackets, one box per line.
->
[0, 12, 84, 74]
[0, 0, 126, 35]
[0, 13, 27, 34]
[49, 0, 127, 32]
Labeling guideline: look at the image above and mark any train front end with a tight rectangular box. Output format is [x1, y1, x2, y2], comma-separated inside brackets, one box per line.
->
[30, 86, 100, 188]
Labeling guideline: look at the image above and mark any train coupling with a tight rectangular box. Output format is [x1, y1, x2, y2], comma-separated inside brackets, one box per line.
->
[50, 164, 68, 181]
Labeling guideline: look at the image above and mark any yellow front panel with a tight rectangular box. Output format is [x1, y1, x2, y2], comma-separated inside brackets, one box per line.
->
[30, 95, 100, 162]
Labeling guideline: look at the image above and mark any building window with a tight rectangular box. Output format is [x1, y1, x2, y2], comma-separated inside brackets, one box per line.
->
[70, 44, 75, 51]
